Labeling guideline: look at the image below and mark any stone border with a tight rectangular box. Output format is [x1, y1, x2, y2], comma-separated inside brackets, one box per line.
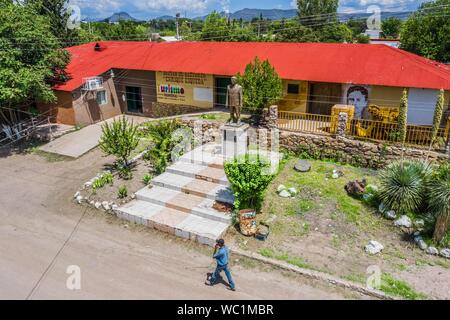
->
[73, 151, 147, 212]
[230, 247, 395, 300]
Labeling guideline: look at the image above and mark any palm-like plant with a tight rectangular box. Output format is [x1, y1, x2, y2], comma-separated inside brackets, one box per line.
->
[379, 160, 432, 214]
[428, 164, 450, 243]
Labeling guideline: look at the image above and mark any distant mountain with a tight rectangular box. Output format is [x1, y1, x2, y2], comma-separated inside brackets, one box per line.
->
[338, 11, 413, 21]
[194, 8, 297, 21]
[103, 12, 141, 23]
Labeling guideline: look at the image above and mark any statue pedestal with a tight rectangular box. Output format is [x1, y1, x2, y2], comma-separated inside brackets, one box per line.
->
[220, 123, 249, 159]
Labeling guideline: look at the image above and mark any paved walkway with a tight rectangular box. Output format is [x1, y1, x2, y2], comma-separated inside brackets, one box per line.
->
[39, 115, 148, 158]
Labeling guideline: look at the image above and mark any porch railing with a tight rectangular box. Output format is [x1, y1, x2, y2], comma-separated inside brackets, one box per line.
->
[278, 111, 450, 149]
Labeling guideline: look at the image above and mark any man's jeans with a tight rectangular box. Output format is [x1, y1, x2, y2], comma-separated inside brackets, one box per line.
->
[210, 264, 235, 289]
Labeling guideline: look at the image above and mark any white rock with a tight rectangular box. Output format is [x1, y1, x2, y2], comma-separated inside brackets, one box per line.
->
[102, 201, 110, 211]
[417, 240, 427, 251]
[426, 247, 439, 255]
[84, 181, 92, 188]
[288, 187, 297, 196]
[94, 202, 102, 209]
[76, 195, 83, 204]
[131, 193, 136, 200]
[394, 215, 412, 228]
[440, 248, 450, 259]
[279, 190, 291, 198]
[378, 203, 387, 214]
[111, 204, 119, 212]
[414, 219, 425, 228]
[277, 184, 286, 193]
[365, 240, 384, 255]
[74, 191, 80, 199]
[384, 210, 397, 220]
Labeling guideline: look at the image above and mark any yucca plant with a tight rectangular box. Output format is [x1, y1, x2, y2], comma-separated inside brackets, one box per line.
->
[398, 88, 408, 147]
[379, 160, 432, 214]
[427, 89, 445, 156]
[427, 163, 450, 244]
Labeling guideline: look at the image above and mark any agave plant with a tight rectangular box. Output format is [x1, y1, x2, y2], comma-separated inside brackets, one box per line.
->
[427, 164, 450, 243]
[378, 160, 432, 214]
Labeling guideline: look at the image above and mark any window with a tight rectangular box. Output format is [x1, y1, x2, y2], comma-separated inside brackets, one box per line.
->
[96, 90, 107, 105]
[287, 83, 300, 94]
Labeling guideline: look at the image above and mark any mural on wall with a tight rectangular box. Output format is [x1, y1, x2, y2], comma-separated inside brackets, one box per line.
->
[156, 72, 214, 108]
[345, 85, 369, 119]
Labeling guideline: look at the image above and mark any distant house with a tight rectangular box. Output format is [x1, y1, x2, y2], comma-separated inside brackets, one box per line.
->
[370, 38, 400, 48]
[40, 41, 450, 126]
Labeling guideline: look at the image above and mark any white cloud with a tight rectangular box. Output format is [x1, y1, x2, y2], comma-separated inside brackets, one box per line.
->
[139, 0, 209, 12]
[290, 0, 297, 9]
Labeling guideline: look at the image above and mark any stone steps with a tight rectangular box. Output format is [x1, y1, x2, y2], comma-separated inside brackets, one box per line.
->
[166, 161, 229, 186]
[115, 200, 229, 246]
[135, 186, 231, 224]
[151, 172, 234, 205]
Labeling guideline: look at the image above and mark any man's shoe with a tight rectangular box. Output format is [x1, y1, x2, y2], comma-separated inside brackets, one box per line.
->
[228, 287, 236, 291]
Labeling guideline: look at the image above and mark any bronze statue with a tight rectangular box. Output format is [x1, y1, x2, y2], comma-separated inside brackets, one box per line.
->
[226, 76, 243, 124]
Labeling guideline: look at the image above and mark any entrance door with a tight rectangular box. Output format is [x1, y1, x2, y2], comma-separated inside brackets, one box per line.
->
[126, 86, 143, 113]
[215, 77, 231, 108]
[308, 82, 342, 115]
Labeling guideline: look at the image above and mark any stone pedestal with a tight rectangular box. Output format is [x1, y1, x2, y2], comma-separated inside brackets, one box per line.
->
[220, 123, 249, 159]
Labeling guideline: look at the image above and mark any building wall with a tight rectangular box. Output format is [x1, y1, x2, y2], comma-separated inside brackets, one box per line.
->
[72, 72, 122, 125]
[37, 90, 76, 125]
[114, 69, 156, 117]
[155, 71, 214, 109]
[278, 80, 309, 112]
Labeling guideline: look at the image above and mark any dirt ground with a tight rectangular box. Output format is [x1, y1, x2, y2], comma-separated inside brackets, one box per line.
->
[0, 146, 368, 300]
[227, 158, 450, 300]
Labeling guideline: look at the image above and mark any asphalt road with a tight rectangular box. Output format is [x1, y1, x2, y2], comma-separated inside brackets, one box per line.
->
[0, 147, 364, 300]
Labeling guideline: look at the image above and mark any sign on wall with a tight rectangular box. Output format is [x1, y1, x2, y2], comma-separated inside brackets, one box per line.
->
[156, 72, 214, 107]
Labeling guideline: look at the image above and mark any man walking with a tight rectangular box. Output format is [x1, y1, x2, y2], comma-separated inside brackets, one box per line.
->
[206, 239, 235, 291]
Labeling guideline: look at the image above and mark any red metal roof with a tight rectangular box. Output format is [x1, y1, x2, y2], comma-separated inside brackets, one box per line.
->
[54, 41, 450, 92]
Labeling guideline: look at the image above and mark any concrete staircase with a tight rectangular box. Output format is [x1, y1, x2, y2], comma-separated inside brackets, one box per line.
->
[115, 144, 234, 246]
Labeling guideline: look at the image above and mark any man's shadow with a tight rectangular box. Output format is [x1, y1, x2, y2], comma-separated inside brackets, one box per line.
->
[205, 272, 231, 288]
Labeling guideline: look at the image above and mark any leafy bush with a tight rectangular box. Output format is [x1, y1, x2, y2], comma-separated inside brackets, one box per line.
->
[427, 163, 450, 243]
[117, 185, 128, 199]
[144, 120, 190, 174]
[117, 163, 133, 180]
[92, 172, 114, 193]
[224, 154, 275, 211]
[378, 160, 431, 214]
[99, 117, 139, 167]
[142, 173, 153, 185]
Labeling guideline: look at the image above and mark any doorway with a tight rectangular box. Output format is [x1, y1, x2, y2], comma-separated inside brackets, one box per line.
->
[308, 82, 342, 115]
[126, 86, 143, 113]
[215, 77, 231, 108]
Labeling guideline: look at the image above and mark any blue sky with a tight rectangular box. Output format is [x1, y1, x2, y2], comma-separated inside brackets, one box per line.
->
[70, 0, 430, 20]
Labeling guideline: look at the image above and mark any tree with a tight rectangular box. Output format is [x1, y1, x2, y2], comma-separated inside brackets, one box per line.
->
[319, 23, 353, 43]
[236, 57, 282, 123]
[274, 20, 318, 42]
[99, 117, 139, 167]
[297, 0, 339, 25]
[24, 0, 80, 46]
[0, 0, 70, 123]
[382, 17, 403, 39]
[400, 0, 450, 62]
[199, 11, 229, 41]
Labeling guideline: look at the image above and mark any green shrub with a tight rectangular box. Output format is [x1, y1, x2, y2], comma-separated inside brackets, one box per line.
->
[142, 173, 153, 185]
[91, 172, 114, 193]
[117, 164, 133, 180]
[144, 120, 190, 174]
[379, 160, 431, 214]
[427, 163, 450, 243]
[99, 117, 139, 167]
[224, 154, 275, 211]
[118, 185, 128, 199]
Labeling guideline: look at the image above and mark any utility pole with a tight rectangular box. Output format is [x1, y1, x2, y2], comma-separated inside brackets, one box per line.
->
[175, 12, 181, 40]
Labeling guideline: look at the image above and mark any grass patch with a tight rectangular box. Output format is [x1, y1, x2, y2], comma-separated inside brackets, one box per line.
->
[378, 273, 427, 300]
[257, 247, 312, 269]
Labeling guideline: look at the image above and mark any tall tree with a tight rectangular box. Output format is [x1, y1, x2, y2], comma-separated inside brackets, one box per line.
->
[0, 0, 70, 123]
[296, 0, 339, 26]
[400, 0, 450, 62]
[24, 0, 79, 47]
[199, 11, 230, 41]
[382, 17, 403, 39]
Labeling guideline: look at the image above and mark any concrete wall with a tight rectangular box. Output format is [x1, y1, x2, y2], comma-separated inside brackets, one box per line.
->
[37, 90, 76, 125]
[279, 80, 309, 112]
[71, 72, 122, 125]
